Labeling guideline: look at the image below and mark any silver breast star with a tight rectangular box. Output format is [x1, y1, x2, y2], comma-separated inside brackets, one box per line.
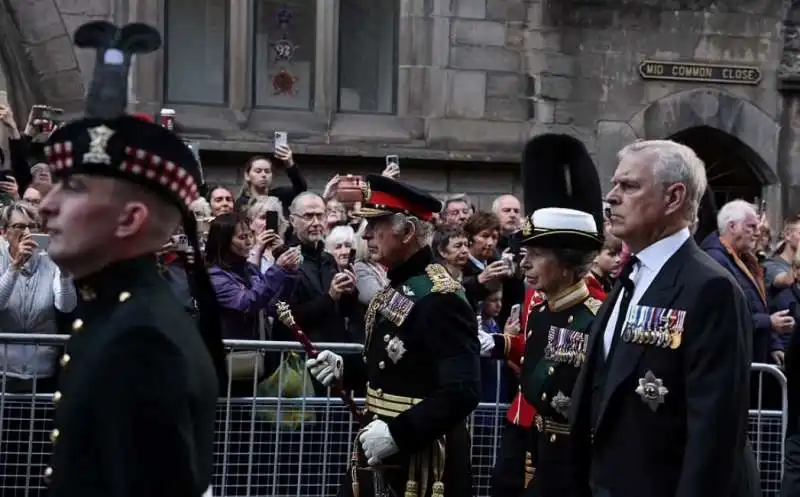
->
[635, 370, 668, 412]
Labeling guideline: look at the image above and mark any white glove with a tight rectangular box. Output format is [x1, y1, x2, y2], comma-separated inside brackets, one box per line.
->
[359, 419, 399, 465]
[305, 350, 343, 386]
[478, 329, 495, 357]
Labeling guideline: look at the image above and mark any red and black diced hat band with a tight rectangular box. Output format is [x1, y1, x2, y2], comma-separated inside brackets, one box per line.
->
[43, 115, 202, 211]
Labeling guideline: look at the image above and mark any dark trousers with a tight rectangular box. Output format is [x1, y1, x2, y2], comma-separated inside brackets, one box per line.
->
[522, 430, 588, 497]
[0, 377, 56, 497]
[491, 422, 531, 497]
[783, 434, 800, 497]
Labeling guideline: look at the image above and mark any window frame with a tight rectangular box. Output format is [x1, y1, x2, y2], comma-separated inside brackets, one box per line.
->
[162, 0, 231, 106]
[250, 0, 320, 111]
[129, 0, 405, 146]
[335, 0, 399, 115]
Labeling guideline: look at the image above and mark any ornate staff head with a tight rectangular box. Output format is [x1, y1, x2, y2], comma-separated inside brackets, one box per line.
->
[275, 301, 296, 328]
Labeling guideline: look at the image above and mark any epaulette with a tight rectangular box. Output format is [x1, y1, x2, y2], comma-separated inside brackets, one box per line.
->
[584, 296, 603, 315]
[425, 263, 461, 294]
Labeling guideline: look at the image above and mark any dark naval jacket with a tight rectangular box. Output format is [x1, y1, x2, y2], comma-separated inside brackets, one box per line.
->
[344, 247, 481, 497]
[46, 255, 218, 497]
[519, 280, 599, 497]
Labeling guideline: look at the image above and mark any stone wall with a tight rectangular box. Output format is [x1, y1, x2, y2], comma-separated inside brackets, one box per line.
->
[202, 160, 523, 212]
[2, 0, 115, 115]
[526, 0, 785, 187]
[2, 0, 798, 213]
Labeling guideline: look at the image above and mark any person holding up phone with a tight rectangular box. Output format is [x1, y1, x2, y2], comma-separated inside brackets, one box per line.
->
[324, 225, 357, 271]
[234, 132, 308, 212]
[0, 202, 77, 496]
[247, 196, 287, 272]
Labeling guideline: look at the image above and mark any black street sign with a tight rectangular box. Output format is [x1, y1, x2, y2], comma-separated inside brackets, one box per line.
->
[638, 60, 762, 85]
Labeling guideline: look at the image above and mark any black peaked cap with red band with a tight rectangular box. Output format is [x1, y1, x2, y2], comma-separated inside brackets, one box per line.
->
[360, 174, 442, 222]
[43, 20, 226, 386]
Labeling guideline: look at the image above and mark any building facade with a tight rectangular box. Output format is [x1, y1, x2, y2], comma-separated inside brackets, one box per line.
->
[0, 0, 798, 219]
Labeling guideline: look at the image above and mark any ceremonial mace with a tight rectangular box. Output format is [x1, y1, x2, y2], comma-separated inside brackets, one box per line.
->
[275, 301, 366, 425]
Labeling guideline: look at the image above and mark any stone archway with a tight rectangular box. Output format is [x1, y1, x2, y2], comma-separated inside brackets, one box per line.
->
[627, 87, 779, 185]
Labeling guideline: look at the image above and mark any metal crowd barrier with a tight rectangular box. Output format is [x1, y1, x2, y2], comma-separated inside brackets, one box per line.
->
[0, 334, 790, 497]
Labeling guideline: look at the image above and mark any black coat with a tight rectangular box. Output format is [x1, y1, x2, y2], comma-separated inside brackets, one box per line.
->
[47, 256, 218, 497]
[570, 239, 753, 497]
[343, 248, 481, 497]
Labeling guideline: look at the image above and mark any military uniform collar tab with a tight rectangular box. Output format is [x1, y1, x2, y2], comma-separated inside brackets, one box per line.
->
[546, 280, 589, 312]
[387, 247, 434, 285]
[75, 254, 159, 302]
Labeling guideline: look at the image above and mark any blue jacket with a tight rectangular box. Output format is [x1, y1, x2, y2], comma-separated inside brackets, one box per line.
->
[769, 285, 798, 353]
[700, 232, 775, 362]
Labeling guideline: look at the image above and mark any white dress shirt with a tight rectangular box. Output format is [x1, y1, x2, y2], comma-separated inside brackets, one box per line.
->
[602, 228, 690, 358]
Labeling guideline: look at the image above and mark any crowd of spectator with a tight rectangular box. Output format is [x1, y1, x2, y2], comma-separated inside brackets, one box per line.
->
[0, 101, 796, 496]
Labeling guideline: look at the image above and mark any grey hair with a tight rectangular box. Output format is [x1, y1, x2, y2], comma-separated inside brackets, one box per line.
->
[490, 194, 519, 215]
[289, 191, 324, 215]
[441, 194, 473, 214]
[717, 199, 757, 235]
[247, 195, 285, 227]
[390, 213, 433, 246]
[0, 201, 39, 229]
[617, 140, 707, 222]
[324, 225, 356, 253]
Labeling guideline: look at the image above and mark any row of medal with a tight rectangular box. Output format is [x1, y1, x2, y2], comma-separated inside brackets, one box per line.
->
[544, 326, 588, 367]
[621, 305, 686, 350]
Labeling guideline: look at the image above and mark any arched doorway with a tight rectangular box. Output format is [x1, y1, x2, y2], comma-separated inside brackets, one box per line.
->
[668, 126, 766, 208]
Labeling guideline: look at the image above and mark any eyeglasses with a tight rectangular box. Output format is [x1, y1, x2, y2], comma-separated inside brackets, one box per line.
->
[294, 212, 325, 222]
[9, 223, 38, 231]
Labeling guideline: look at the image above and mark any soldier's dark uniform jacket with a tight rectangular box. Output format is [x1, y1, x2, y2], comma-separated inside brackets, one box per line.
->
[47, 257, 218, 497]
[493, 133, 606, 497]
[343, 175, 481, 497]
[40, 20, 225, 497]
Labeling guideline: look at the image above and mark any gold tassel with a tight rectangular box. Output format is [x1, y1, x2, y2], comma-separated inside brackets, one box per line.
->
[350, 432, 361, 497]
[405, 454, 419, 497]
[431, 438, 446, 497]
[404, 481, 419, 497]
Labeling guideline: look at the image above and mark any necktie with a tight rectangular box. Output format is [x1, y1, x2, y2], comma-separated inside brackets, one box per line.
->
[606, 255, 639, 362]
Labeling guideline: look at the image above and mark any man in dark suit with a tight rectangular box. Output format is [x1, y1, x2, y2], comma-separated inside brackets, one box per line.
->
[36, 21, 224, 497]
[570, 139, 754, 497]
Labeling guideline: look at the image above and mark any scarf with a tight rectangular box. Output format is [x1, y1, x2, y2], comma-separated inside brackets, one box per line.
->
[719, 237, 766, 305]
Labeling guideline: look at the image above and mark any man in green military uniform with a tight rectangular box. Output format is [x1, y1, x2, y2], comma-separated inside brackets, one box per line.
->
[478, 134, 605, 497]
[36, 21, 225, 497]
[306, 174, 481, 497]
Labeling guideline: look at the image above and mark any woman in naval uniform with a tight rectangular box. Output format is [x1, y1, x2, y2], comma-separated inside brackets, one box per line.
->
[479, 134, 605, 497]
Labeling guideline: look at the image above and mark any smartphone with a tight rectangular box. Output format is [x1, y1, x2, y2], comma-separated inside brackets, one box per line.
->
[265, 211, 280, 231]
[385, 155, 399, 167]
[31, 233, 50, 251]
[274, 131, 288, 148]
[31, 105, 48, 120]
[502, 252, 515, 275]
[509, 304, 521, 323]
[347, 248, 357, 267]
[0, 91, 7, 107]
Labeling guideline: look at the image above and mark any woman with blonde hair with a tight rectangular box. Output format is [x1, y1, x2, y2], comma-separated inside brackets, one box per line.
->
[247, 196, 287, 272]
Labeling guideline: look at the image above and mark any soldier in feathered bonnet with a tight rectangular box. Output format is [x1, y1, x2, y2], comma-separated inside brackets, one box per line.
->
[38, 21, 223, 497]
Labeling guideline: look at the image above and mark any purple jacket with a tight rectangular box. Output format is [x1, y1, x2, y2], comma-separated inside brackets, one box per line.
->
[208, 263, 298, 340]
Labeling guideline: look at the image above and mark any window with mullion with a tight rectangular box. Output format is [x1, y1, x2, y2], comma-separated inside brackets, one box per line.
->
[337, 0, 398, 114]
[164, 0, 229, 105]
[252, 0, 317, 110]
